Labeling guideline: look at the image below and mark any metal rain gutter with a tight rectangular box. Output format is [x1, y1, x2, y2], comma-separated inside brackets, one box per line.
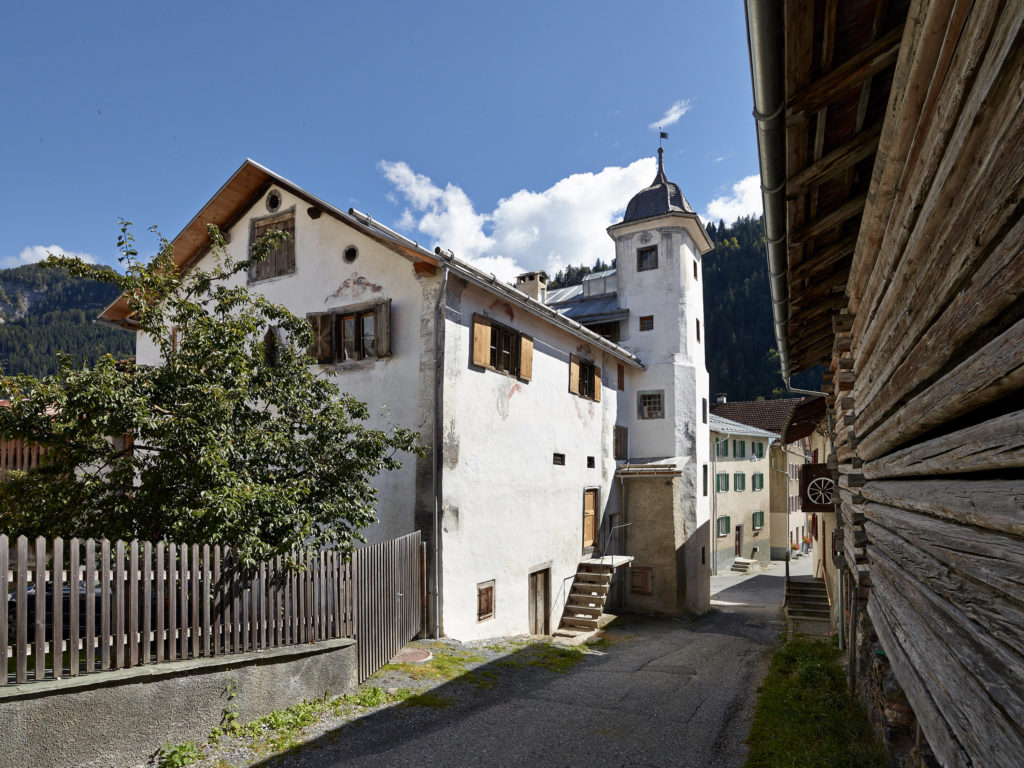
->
[350, 209, 645, 370]
[745, 0, 791, 380]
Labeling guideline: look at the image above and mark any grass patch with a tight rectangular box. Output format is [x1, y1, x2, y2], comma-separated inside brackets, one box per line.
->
[383, 643, 487, 683]
[495, 641, 587, 673]
[745, 636, 889, 768]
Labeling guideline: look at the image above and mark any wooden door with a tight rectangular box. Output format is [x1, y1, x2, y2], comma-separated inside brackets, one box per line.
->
[583, 489, 598, 549]
[735, 525, 743, 557]
[528, 569, 549, 635]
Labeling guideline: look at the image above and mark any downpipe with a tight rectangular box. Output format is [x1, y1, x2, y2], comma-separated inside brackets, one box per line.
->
[431, 258, 450, 639]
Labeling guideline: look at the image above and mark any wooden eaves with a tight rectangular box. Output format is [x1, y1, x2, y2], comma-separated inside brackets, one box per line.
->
[96, 159, 439, 330]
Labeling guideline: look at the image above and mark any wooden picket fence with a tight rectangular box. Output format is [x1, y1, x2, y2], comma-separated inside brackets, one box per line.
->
[2, 530, 422, 686]
[0, 438, 44, 483]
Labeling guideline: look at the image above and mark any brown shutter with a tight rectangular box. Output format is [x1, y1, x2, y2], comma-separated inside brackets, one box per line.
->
[568, 354, 580, 395]
[593, 366, 601, 402]
[518, 334, 534, 382]
[374, 299, 392, 357]
[472, 314, 491, 368]
[308, 314, 333, 362]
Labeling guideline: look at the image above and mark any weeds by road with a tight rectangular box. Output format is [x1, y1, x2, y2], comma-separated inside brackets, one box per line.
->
[155, 637, 601, 768]
[744, 636, 888, 768]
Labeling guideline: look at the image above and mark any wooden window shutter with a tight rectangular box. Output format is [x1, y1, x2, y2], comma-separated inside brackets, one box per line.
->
[374, 299, 392, 357]
[593, 366, 601, 402]
[472, 314, 492, 368]
[518, 334, 534, 382]
[568, 354, 580, 395]
[307, 314, 333, 363]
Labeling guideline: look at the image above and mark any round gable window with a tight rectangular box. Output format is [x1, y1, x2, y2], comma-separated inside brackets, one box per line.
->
[343, 245, 358, 263]
[266, 190, 282, 213]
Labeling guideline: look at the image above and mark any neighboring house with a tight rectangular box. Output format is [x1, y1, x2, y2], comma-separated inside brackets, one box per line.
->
[708, 414, 776, 573]
[99, 151, 714, 639]
[746, 1, 1024, 763]
[710, 396, 805, 560]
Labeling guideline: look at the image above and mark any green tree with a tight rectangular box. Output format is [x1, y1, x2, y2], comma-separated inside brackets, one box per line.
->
[0, 222, 420, 566]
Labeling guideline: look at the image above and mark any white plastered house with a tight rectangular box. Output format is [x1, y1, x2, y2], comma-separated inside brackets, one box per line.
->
[99, 153, 713, 639]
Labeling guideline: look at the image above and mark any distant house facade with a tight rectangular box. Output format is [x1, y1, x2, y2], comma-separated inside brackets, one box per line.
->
[100, 152, 714, 639]
[709, 414, 776, 573]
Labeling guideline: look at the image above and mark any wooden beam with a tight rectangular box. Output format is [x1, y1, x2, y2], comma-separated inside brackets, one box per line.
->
[789, 194, 867, 244]
[788, 25, 906, 115]
[787, 125, 882, 195]
[864, 410, 1024, 480]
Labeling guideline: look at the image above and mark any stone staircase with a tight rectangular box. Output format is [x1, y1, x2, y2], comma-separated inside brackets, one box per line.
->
[554, 556, 632, 638]
[786, 578, 831, 622]
[730, 557, 759, 575]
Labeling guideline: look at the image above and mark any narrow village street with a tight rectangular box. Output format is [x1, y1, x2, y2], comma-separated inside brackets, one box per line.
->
[255, 560, 800, 768]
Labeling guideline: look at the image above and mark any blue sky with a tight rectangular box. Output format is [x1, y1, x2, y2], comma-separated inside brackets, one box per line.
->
[0, 0, 762, 280]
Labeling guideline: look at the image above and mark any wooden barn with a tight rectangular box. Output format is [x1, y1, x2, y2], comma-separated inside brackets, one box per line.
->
[745, 0, 1024, 765]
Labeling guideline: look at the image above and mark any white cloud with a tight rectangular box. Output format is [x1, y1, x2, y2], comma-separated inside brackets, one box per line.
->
[380, 158, 654, 283]
[3, 245, 96, 269]
[649, 99, 692, 130]
[703, 175, 763, 225]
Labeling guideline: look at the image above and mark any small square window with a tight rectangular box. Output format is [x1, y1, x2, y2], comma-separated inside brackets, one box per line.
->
[553, 453, 565, 466]
[586, 456, 595, 468]
[639, 315, 654, 332]
[637, 246, 658, 271]
[630, 566, 654, 595]
[477, 581, 495, 622]
[638, 391, 664, 419]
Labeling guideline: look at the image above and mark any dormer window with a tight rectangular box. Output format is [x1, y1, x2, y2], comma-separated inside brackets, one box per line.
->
[637, 246, 658, 272]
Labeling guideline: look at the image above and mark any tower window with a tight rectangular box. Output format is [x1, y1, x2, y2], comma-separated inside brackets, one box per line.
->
[637, 246, 658, 272]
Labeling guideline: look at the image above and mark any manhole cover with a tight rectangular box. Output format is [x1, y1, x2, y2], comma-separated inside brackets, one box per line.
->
[390, 647, 433, 664]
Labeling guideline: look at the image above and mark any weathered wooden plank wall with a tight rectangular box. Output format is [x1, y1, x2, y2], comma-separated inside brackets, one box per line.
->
[352, 530, 422, 683]
[829, 1, 1024, 764]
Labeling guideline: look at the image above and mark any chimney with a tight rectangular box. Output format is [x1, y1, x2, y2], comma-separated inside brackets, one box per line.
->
[515, 271, 549, 303]
[716, 393, 728, 404]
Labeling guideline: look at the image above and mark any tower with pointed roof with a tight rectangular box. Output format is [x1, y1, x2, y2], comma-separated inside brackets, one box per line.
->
[606, 147, 714, 614]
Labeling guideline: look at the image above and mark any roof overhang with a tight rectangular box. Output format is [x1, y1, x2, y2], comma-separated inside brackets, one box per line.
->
[606, 211, 714, 254]
[781, 395, 827, 443]
[615, 462, 681, 478]
[745, 0, 910, 378]
[98, 159, 438, 329]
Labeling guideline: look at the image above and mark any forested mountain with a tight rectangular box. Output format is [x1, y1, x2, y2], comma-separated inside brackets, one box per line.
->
[547, 215, 822, 401]
[703, 216, 822, 399]
[0, 264, 133, 377]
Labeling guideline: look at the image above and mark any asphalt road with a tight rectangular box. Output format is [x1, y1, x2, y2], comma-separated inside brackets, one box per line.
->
[261, 564, 790, 768]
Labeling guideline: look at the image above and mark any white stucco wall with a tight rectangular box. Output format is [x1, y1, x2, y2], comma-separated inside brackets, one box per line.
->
[135, 185, 432, 545]
[438, 278, 621, 640]
[609, 218, 711, 586]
